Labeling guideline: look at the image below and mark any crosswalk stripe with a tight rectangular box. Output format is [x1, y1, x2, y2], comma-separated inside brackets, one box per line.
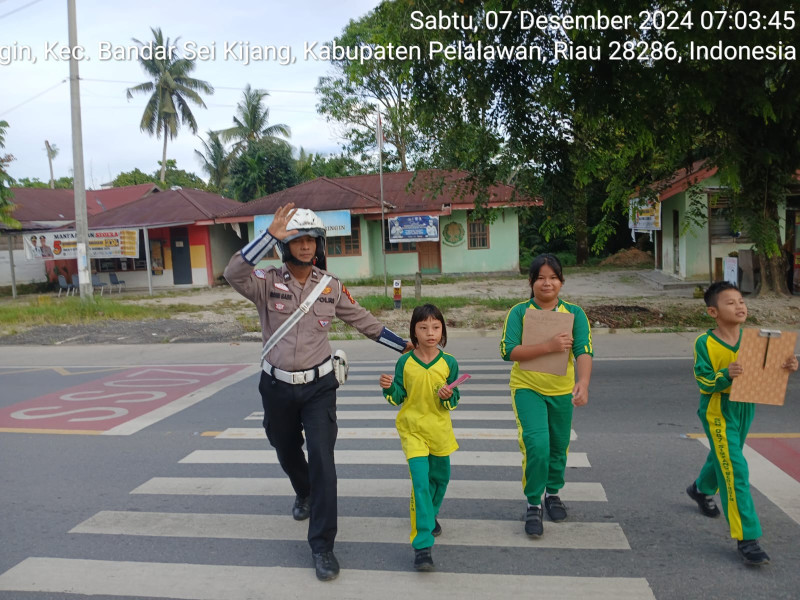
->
[71, 511, 630, 550]
[247, 395, 515, 406]
[131, 477, 607, 502]
[241, 411, 576, 439]
[218, 427, 525, 440]
[338, 384, 511, 392]
[179, 449, 591, 467]
[0, 558, 656, 599]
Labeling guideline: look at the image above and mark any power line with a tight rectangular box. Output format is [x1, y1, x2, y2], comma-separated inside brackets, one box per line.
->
[0, 0, 46, 20]
[0, 79, 66, 117]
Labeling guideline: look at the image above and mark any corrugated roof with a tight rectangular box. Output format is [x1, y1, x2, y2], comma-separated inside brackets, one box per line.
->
[86, 183, 160, 215]
[2, 185, 159, 230]
[649, 160, 718, 202]
[218, 169, 540, 221]
[88, 188, 240, 229]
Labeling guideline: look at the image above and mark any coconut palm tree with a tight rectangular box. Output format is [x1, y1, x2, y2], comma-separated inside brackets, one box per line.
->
[194, 130, 232, 193]
[126, 27, 214, 184]
[0, 120, 8, 149]
[219, 84, 290, 154]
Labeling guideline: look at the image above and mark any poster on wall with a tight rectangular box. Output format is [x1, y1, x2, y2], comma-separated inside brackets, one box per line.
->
[388, 215, 439, 243]
[628, 198, 662, 231]
[150, 240, 164, 275]
[23, 229, 139, 261]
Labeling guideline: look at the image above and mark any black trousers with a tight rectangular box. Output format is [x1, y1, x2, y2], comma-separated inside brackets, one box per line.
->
[258, 370, 339, 553]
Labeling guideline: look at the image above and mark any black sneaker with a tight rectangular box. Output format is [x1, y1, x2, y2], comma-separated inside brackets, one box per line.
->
[312, 551, 340, 581]
[524, 505, 543, 537]
[686, 483, 720, 517]
[432, 519, 442, 537]
[544, 495, 567, 522]
[292, 495, 310, 521]
[413, 547, 434, 571]
[737, 540, 770, 566]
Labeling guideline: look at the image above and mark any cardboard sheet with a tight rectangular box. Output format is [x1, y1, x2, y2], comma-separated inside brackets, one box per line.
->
[519, 308, 574, 376]
[730, 328, 797, 405]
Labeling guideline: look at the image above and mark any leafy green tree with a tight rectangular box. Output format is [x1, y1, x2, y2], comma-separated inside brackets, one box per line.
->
[194, 130, 232, 193]
[15, 176, 73, 189]
[229, 139, 298, 202]
[0, 120, 19, 228]
[219, 84, 290, 154]
[126, 27, 214, 185]
[315, 1, 426, 171]
[111, 168, 157, 187]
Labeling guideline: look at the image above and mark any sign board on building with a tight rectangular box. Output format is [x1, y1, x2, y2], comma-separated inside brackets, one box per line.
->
[388, 215, 439, 243]
[628, 198, 661, 231]
[254, 210, 352, 238]
[23, 229, 139, 261]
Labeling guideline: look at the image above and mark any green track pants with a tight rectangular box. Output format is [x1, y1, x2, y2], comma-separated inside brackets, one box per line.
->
[696, 394, 761, 540]
[408, 454, 450, 549]
[511, 388, 573, 505]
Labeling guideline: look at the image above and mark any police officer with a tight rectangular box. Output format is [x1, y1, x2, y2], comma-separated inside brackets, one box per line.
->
[224, 203, 411, 581]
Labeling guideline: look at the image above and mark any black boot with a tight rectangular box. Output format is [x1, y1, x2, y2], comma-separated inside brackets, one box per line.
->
[292, 495, 310, 521]
[312, 551, 340, 581]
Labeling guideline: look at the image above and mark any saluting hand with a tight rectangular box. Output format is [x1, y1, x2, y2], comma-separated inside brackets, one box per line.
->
[267, 203, 299, 241]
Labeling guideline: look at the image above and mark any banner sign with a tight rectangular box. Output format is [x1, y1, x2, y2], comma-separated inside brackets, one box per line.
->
[628, 198, 661, 231]
[389, 215, 439, 242]
[255, 210, 352, 238]
[23, 229, 139, 261]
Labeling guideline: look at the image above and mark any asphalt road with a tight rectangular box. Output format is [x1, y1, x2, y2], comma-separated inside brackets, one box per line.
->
[1, 334, 798, 600]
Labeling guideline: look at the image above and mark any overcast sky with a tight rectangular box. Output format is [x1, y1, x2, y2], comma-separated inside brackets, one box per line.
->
[1, 0, 381, 187]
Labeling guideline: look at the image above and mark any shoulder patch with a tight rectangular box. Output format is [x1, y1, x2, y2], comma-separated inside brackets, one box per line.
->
[253, 269, 267, 279]
[342, 285, 356, 304]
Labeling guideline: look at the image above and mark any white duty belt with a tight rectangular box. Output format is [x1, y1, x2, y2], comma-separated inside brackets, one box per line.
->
[263, 358, 333, 385]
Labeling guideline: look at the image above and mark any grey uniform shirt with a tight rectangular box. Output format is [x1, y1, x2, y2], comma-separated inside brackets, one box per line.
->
[224, 252, 388, 372]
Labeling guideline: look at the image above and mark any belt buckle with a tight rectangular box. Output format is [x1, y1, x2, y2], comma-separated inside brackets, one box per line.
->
[292, 371, 306, 385]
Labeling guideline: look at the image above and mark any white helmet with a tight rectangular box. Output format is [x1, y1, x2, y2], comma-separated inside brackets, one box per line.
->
[277, 208, 327, 269]
[283, 208, 326, 243]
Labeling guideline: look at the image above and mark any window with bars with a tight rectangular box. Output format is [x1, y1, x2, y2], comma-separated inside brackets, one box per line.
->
[328, 217, 361, 256]
[383, 225, 417, 253]
[709, 198, 751, 243]
[467, 213, 489, 249]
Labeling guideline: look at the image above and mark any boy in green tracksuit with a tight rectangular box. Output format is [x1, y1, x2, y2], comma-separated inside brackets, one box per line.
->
[687, 281, 798, 565]
[380, 304, 461, 572]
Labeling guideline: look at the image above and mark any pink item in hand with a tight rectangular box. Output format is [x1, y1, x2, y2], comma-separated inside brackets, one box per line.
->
[446, 373, 471, 390]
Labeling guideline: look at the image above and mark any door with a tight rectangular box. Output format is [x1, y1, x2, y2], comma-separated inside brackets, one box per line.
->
[672, 210, 680, 275]
[417, 241, 441, 274]
[170, 227, 193, 285]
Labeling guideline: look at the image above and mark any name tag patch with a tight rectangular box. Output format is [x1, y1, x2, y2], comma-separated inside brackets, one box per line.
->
[270, 292, 292, 300]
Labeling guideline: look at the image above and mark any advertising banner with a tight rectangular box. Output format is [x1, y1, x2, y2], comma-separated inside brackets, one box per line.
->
[23, 229, 139, 260]
[388, 215, 439, 242]
[628, 198, 661, 231]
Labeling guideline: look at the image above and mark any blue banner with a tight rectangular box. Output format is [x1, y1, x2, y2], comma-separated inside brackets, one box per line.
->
[255, 210, 352, 238]
[388, 215, 439, 242]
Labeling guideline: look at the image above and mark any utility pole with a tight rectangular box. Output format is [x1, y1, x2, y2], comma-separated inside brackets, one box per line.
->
[67, 0, 92, 300]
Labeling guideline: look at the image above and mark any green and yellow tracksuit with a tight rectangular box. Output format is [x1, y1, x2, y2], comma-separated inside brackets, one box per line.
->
[383, 350, 460, 550]
[500, 299, 593, 506]
[693, 329, 761, 540]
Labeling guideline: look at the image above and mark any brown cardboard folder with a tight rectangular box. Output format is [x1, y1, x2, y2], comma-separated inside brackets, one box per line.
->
[519, 308, 574, 376]
[730, 328, 797, 406]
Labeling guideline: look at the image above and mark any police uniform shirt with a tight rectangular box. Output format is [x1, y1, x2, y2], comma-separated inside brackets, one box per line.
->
[224, 252, 388, 372]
